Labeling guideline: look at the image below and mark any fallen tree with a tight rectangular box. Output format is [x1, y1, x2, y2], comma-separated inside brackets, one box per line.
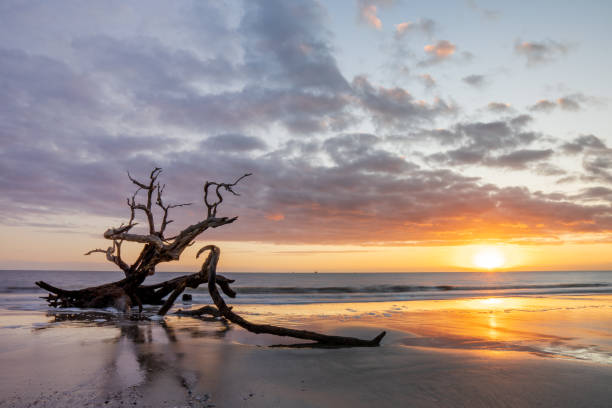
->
[36, 169, 385, 347]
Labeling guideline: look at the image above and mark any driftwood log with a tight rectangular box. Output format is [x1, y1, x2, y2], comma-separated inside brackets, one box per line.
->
[36, 169, 385, 347]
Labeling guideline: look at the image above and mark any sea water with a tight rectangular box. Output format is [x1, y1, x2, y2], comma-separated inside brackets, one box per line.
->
[1, 269, 611, 310]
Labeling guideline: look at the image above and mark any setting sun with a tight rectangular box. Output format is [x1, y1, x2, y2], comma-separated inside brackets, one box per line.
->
[473, 247, 506, 270]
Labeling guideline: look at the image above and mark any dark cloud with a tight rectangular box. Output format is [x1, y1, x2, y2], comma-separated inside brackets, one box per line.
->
[574, 187, 612, 202]
[559, 135, 612, 184]
[202, 134, 267, 152]
[462, 74, 486, 87]
[514, 39, 570, 66]
[487, 149, 554, 169]
[2, 123, 611, 245]
[351, 75, 455, 129]
[582, 149, 612, 184]
[423, 116, 537, 150]
[425, 116, 552, 168]
[529, 94, 591, 113]
[241, 0, 350, 92]
[509, 114, 533, 128]
[487, 102, 513, 113]
[562, 135, 607, 154]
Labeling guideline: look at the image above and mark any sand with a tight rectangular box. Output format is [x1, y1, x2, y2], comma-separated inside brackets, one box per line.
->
[1, 295, 611, 407]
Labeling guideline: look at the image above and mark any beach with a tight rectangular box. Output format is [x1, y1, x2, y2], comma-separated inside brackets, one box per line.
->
[1, 292, 611, 407]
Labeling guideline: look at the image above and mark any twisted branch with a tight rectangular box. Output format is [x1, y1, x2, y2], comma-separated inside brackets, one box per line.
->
[199, 245, 386, 347]
[204, 173, 251, 218]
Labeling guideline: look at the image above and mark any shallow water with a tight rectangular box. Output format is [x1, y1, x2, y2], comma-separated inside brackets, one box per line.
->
[1, 293, 611, 407]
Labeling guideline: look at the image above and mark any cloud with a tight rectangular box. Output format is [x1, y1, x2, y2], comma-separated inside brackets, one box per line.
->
[425, 116, 555, 169]
[241, 1, 351, 92]
[463, 74, 486, 87]
[529, 94, 592, 113]
[529, 99, 557, 113]
[1, 0, 611, 248]
[395, 18, 437, 39]
[514, 39, 570, 66]
[424, 40, 455, 58]
[535, 163, 567, 177]
[419, 74, 436, 89]
[583, 149, 612, 184]
[562, 135, 607, 154]
[574, 186, 612, 202]
[487, 102, 513, 113]
[466, 0, 500, 20]
[202, 134, 267, 152]
[559, 135, 612, 184]
[357, 0, 393, 29]
[488, 149, 554, 169]
[351, 75, 456, 129]
[557, 95, 581, 111]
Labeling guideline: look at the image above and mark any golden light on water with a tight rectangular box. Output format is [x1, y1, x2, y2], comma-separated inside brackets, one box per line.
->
[472, 247, 506, 270]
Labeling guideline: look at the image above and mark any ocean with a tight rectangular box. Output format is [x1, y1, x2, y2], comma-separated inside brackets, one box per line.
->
[1, 269, 611, 311]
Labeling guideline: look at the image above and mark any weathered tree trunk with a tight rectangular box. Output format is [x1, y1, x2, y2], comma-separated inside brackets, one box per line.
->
[36, 168, 386, 347]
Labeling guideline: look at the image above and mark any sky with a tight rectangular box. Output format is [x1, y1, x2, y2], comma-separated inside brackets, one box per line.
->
[0, 0, 611, 272]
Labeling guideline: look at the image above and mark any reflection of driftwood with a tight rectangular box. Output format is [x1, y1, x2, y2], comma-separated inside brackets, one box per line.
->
[176, 305, 222, 318]
[36, 168, 386, 347]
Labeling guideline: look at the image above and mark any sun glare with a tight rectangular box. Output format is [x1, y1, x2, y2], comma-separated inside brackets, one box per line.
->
[473, 247, 505, 270]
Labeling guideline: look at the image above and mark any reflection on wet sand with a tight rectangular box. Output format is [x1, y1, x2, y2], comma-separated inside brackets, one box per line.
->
[30, 311, 233, 406]
[225, 295, 612, 363]
[2, 295, 611, 407]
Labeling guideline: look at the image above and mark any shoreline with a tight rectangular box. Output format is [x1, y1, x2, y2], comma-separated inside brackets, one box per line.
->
[1, 294, 611, 407]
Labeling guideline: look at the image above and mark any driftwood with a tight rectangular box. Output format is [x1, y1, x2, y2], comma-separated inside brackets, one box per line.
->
[36, 168, 386, 347]
[199, 245, 385, 347]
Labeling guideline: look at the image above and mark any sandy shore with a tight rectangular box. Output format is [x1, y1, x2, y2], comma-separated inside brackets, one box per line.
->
[1, 295, 611, 407]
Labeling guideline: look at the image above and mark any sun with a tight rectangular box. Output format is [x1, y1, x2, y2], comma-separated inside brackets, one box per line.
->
[473, 247, 506, 270]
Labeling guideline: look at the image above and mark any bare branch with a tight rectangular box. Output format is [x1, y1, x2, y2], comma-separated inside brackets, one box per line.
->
[126, 168, 162, 234]
[204, 173, 251, 217]
[155, 181, 192, 237]
[85, 244, 130, 273]
[103, 227, 164, 248]
[127, 171, 149, 189]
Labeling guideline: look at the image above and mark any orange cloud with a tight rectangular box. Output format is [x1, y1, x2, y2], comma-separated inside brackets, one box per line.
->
[424, 40, 456, 58]
[395, 21, 413, 35]
[266, 213, 285, 221]
[360, 4, 382, 29]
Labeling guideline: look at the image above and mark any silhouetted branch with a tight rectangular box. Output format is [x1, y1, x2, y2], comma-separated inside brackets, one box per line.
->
[204, 173, 251, 217]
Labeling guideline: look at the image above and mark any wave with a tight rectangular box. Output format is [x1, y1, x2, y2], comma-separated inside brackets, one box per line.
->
[0, 286, 41, 293]
[1, 282, 610, 296]
[229, 283, 611, 295]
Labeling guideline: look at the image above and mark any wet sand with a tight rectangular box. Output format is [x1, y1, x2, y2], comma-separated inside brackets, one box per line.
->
[1, 295, 611, 407]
